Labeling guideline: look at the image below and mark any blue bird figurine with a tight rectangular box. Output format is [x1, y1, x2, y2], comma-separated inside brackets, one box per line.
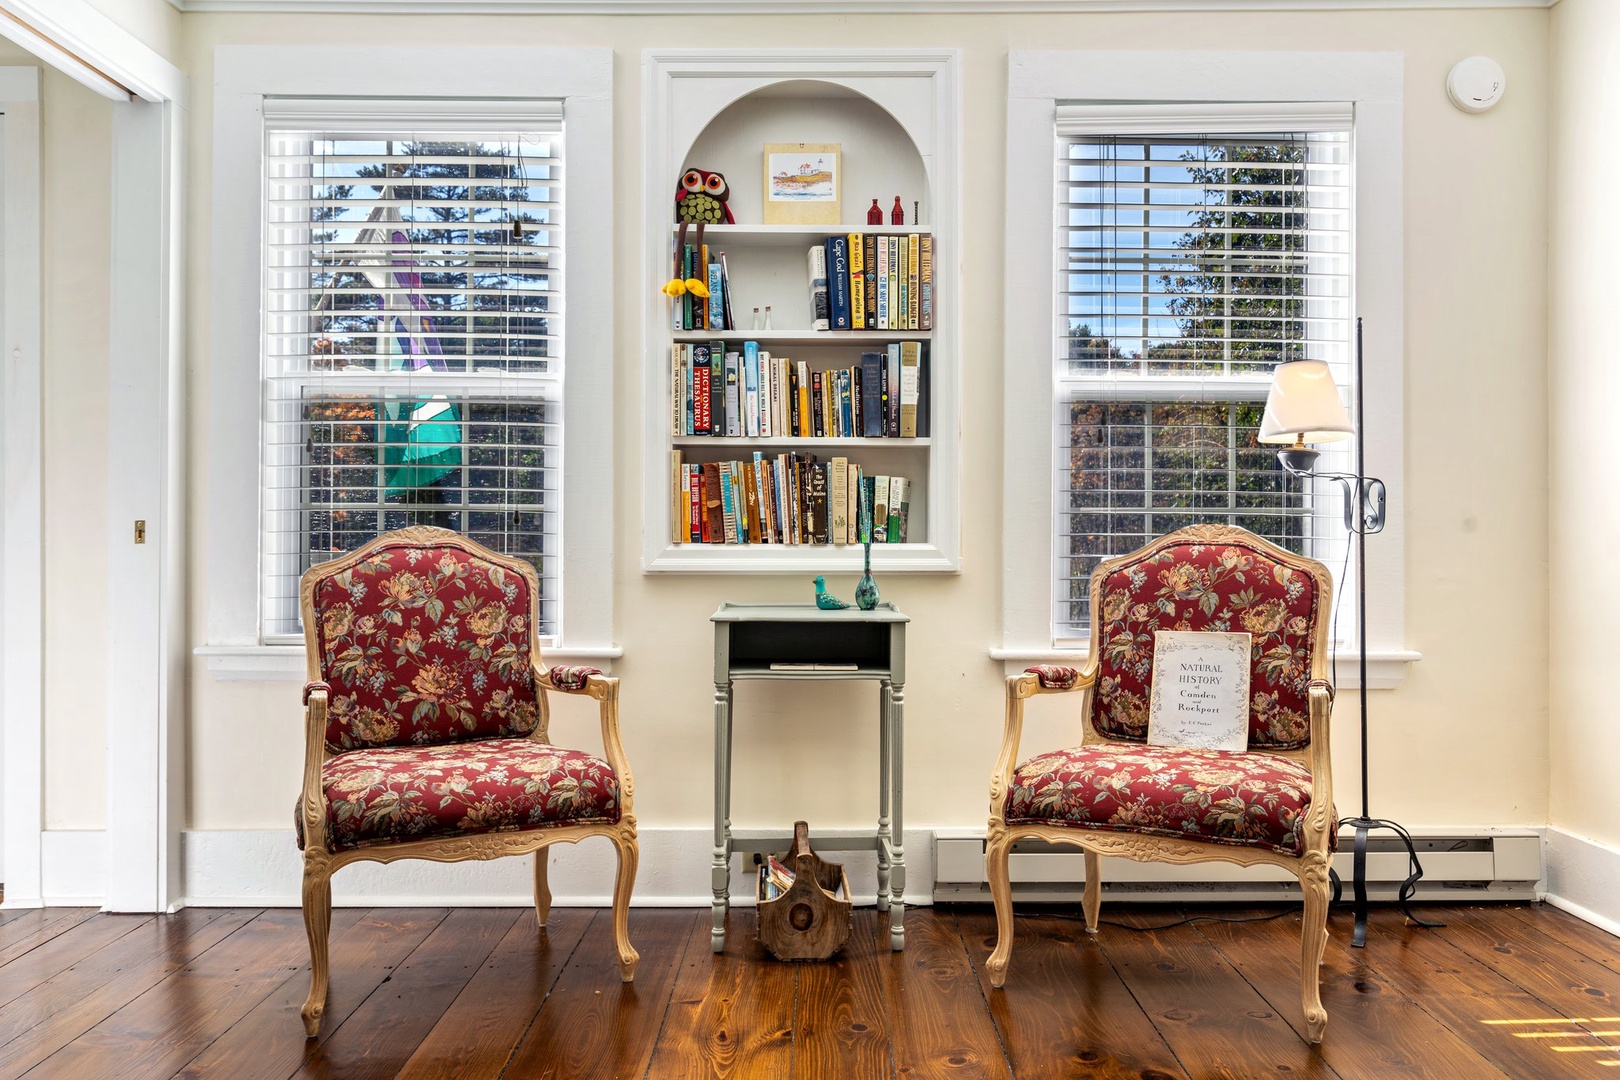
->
[813, 575, 851, 610]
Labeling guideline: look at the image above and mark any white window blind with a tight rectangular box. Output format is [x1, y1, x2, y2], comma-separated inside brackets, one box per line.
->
[1053, 104, 1353, 639]
[261, 100, 564, 641]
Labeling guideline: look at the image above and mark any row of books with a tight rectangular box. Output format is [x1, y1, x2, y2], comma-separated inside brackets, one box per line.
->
[673, 244, 734, 332]
[808, 233, 933, 332]
[672, 341, 930, 439]
[671, 450, 912, 546]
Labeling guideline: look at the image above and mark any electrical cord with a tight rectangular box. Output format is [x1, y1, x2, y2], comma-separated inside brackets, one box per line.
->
[1015, 908, 1292, 932]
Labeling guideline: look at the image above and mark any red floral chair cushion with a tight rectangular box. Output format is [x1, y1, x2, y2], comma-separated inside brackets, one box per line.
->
[1090, 540, 1322, 750]
[297, 739, 621, 853]
[312, 541, 540, 751]
[1005, 742, 1318, 856]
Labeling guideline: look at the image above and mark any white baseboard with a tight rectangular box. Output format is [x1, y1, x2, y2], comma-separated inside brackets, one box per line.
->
[40, 830, 106, 906]
[181, 827, 937, 909]
[1544, 827, 1620, 936]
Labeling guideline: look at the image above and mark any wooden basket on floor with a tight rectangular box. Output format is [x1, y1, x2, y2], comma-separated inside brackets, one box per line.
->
[757, 821, 852, 961]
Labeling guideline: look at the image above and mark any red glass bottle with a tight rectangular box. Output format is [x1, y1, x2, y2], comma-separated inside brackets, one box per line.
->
[867, 199, 883, 225]
[890, 196, 904, 225]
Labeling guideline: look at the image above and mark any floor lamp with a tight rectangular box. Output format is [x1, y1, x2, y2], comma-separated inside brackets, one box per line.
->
[1258, 319, 1439, 947]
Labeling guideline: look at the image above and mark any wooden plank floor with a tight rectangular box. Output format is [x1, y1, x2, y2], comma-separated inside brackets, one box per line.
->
[0, 902, 1615, 1078]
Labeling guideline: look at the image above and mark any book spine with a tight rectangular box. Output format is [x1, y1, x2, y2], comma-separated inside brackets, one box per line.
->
[720, 467, 737, 544]
[863, 234, 878, 329]
[918, 234, 933, 331]
[886, 344, 902, 437]
[710, 339, 727, 436]
[893, 475, 911, 543]
[846, 463, 861, 545]
[683, 244, 696, 330]
[899, 341, 921, 438]
[908, 234, 920, 330]
[684, 345, 695, 436]
[758, 348, 772, 437]
[707, 257, 725, 330]
[671, 450, 684, 544]
[796, 360, 812, 437]
[888, 238, 900, 330]
[831, 456, 848, 544]
[689, 465, 701, 542]
[724, 351, 742, 437]
[873, 475, 890, 543]
[743, 340, 760, 438]
[718, 251, 734, 332]
[693, 344, 712, 436]
[807, 462, 829, 544]
[811, 370, 825, 438]
[838, 369, 854, 439]
[897, 237, 909, 331]
[826, 236, 852, 330]
[860, 352, 884, 437]
[703, 461, 723, 543]
[743, 459, 762, 544]
[916, 341, 930, 438]
[887, 475, 906, 543]
[876, 237, 889, 330]
[807, 245, 830, 331]
[753, 452, 771, 543]
[671, 345, 683, 437]
[848, 233, 866, 330]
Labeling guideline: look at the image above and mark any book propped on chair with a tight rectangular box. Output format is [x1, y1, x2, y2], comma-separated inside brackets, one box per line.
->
[1146, 630, 1252, 752]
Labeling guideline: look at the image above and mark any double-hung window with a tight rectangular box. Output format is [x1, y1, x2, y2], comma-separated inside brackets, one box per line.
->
[261, 101, 564, 641]
[206, 47, 615, 671]
[998, 51, 1411, 685]
[1053, 105, 1353, 640]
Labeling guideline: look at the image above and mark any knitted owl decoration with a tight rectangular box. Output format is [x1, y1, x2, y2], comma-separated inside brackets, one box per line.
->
[663, 168, 733, 299]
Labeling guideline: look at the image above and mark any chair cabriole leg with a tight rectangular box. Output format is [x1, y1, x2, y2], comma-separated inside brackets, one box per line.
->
[534, 847, 552, 928]
[300, 855, 333, 1037]
[1082, 849, 1101, 934]
[1300, 854, 1331, 1043]
[611, 827, 640, 981]
[985, 829, 1016, 988]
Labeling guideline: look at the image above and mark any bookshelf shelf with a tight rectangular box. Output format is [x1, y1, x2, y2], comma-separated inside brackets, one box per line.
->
[643, 50, 960, 571]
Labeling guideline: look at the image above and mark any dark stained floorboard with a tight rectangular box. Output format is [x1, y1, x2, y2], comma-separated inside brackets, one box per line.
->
[0, 902, 1615, 1078]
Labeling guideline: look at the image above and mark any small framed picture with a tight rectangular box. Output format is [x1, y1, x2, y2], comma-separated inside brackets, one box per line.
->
[763, 142, 841, 225]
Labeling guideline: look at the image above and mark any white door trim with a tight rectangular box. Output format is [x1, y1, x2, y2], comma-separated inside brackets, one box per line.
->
[0, 66, 41, 906]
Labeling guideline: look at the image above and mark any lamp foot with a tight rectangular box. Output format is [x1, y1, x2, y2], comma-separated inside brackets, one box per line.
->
[1332, 816, 1444, 948]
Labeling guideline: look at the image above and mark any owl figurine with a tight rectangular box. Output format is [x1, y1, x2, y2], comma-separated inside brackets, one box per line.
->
[663, 168, 734, 299]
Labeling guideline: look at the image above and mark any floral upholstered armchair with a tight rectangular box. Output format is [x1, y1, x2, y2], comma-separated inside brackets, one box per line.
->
[986, 524, 1337, 1042]
[295, 527, 637, 1036]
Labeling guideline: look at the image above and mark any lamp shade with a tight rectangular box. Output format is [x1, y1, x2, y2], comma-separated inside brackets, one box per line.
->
[1258, 360, 1353, 445]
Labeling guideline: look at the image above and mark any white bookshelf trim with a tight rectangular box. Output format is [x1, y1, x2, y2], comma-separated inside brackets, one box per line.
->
[642, 49, 961, 573]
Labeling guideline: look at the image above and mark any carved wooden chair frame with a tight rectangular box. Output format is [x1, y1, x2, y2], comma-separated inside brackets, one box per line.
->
[985, 523, 1337, 1043]
[296, 526, 639, 1036]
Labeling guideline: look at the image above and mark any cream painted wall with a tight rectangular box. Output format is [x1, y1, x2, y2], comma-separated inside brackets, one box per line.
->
[82, 0, 183, 63]
[176, 9, 1551, 838]
[28, 55, 113, 829]
[1547, 0, 1618, 850]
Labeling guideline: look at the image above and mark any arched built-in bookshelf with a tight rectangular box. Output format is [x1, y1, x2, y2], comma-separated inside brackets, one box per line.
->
[642, 50, 960, 573]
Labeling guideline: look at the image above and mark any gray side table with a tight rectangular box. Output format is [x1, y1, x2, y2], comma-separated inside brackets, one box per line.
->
[710, 601, 909, 953]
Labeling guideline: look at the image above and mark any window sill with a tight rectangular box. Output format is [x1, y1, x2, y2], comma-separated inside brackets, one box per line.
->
[987, 646, 1420, 690]
[195, 643, 623, 682]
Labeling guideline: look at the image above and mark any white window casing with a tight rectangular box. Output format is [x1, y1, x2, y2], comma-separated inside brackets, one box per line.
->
[997, 51, 1417, 689]
[203, 47, 617, 679]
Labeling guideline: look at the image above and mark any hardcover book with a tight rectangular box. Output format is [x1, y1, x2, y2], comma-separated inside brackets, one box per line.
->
[872, 475, 890, 543]
[724, 351, 742, 437]
[807, 462, 830, 544]
[848, 233, 865, 330]
[743, 340, 761, 438]
[899, 341, 922, 438]
[831, 456, 849, 544]
[693, 344, 712, 435]
[907, 234, 921, 330]
[826, 236, 852, 330]
[918, 234, 933, 331]
[863, 234, 878, 329]
[887, 476, 908, 542]
[703, 461, 724, 543]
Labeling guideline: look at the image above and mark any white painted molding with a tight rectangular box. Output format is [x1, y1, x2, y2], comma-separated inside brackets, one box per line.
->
[41, 831, 107, 907]
[0, 0, 184, 104]
[171, 0, 1559, 13]
[1544, 827, 1620, 937]
[987, 647, 1421, 689]
[181, 827, 938, 908]
[194, 643, 624, 681]
[1000, 50, 1408, 664]
[0, 67, 41, 907]
[207, 46, 616, 662]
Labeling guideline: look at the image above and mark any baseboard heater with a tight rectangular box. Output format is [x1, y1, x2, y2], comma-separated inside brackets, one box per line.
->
[932, 829, 1544, 904]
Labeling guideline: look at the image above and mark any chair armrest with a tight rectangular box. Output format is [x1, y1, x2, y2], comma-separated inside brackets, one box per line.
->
[300, 681, 331, 853]
[538, 664, 603, 695]
[1023, 665, 1095, 694]
[1304, 679, 1336, 847]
